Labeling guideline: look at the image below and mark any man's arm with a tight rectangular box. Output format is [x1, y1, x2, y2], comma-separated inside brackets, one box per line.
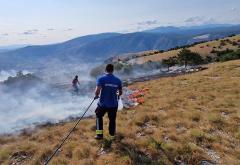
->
[95, 77, 103, 99]
[118, 80, 123, 96]
[95, 86, 101, 98]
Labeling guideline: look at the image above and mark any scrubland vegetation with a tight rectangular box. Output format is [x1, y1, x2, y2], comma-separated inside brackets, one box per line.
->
[139, 35, 240, 64]
[0, 59, 239, 165]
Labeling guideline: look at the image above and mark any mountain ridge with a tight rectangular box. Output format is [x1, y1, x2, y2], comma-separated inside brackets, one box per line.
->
[1, 24, 240, 69]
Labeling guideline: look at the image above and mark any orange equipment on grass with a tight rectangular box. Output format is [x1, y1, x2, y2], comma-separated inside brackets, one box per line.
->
[127, 88, 148, 104]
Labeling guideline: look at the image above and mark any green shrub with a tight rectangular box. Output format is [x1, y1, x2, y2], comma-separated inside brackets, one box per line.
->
[204, 56, 213, 63]
[217, 50, 240, 62]
[177, 49, 204, 67]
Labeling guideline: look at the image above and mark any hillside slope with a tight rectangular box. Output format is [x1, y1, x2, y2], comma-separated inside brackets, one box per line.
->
[0, 60, 239, 165]
[127, 35, 240, 64]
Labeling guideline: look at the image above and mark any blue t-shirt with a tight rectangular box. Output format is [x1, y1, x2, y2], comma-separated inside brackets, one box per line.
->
[97, 73, 122, 108]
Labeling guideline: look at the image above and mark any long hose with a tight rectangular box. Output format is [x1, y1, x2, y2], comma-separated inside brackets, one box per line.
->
[44, 98, 96, 165]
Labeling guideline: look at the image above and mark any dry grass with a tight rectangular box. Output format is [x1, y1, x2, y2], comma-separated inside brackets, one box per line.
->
[136, 35, 240, 64]
[0, 60, 240, 165]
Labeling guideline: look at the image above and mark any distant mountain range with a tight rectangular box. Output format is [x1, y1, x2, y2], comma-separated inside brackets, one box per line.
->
[0, 24, 240, 69]
[0, 44, 29, 53]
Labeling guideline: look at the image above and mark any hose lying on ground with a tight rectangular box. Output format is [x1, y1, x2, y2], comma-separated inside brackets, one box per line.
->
[44, 98, 96, 165]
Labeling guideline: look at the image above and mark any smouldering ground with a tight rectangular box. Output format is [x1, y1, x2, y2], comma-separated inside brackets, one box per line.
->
[0, 60, 240, 165]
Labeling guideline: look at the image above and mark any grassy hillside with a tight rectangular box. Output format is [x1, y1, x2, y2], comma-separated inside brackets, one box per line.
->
[132, 35, 240, 64]
[0, 60, 240, 165]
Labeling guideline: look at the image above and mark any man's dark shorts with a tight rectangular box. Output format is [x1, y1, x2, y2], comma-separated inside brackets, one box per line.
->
[95, 105, 117, 117]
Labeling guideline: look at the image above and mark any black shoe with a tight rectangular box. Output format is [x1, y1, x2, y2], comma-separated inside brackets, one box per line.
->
[95, 135, 103, 140]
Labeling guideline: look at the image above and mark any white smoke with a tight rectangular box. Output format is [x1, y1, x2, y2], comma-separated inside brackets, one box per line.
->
[0, 60, 127, 135]
[0, 83, 99, 134]
[0, 63, 99, 134]
[37, 60, 97, 83]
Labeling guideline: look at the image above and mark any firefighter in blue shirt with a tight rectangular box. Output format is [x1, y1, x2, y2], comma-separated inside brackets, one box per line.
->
[94, 64, 122, 140]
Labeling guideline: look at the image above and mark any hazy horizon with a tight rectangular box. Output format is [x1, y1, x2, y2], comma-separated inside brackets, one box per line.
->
[0, 0, 240, 46]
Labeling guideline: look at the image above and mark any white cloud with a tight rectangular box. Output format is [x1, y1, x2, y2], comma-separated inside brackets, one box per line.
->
[1, 33, 8, 36]
[228, 17, 240, 24]
[125, 19, 163, 32]
[137, 20, 158, 26]
[184, 16, 218, 25]
[21, 29, 39, 35]
[230, 7, 237, 11]
[203, 17, 218, 24]
[65, 28, 73, 31]
[185, 16, 204, 23]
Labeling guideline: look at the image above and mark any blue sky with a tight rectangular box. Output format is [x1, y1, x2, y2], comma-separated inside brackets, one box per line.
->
[0, 0, 239, 46]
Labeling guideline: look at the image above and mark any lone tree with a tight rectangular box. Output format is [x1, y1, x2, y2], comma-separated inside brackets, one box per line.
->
[177, 48, 203, 68]
[162, 56, 177, 71]
[189, 52, 204, 65]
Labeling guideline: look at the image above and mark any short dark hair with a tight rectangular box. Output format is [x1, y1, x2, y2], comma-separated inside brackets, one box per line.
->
[105, 64, 114, 73]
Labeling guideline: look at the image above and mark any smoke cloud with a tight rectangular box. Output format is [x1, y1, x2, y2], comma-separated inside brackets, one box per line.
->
[0, 60, 124, 135]
[0, 61, 100, 135]
[0, 78, 98, 134]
